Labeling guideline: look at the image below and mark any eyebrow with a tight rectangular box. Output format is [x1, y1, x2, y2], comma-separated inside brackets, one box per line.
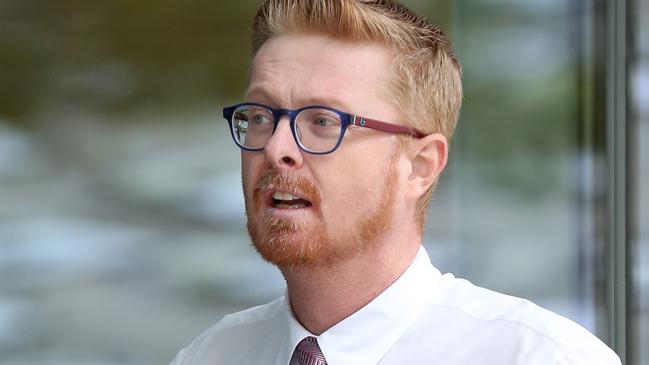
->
[245, 86, 353, 111]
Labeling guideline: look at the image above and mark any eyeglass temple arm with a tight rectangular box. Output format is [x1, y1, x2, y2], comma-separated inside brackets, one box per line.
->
[350, 115, 426, 138]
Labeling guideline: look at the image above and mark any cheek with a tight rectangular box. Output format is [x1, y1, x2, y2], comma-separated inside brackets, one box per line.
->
[318, 159, 383, 218]
[241, 154, 262, 198]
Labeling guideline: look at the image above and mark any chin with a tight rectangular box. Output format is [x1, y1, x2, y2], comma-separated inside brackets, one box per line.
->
[247, 218, 329, 268]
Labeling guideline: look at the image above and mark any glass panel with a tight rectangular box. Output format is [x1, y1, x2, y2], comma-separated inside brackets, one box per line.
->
[422, 0, 610, 344]
[0, 2, 266, 364]
[0, 0, 632, 364]
[630, 0, 649, 363]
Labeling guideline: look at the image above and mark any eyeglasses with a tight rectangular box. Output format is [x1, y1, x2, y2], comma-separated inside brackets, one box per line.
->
[223, 103, 426, 155]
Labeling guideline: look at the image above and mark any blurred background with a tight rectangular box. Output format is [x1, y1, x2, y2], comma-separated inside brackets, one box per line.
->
[0, 0, 646, 364]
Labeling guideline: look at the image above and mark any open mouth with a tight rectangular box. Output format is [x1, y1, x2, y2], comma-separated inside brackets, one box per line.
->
[271, 192, 313, 209]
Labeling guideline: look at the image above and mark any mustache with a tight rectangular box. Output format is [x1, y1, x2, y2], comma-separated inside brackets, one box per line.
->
[252, 170, 321, 207]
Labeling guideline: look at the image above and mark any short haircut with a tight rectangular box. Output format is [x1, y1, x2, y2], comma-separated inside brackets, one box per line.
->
[250, 0, 463, 231]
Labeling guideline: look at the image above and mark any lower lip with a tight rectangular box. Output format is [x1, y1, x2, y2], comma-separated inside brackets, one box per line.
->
[265, 205, 315, 218]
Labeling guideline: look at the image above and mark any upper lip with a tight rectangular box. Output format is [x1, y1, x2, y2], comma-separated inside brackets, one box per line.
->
[272, 192, 303, 201]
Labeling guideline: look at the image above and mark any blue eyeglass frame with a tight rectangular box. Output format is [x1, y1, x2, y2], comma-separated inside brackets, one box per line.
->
[222, 102, 427, 155]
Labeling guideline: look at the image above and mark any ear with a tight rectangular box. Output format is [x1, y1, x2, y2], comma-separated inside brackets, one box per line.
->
[405, 133, 448, 201]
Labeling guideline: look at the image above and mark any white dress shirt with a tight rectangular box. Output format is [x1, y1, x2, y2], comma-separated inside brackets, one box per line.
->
[169, 245, 621, 365]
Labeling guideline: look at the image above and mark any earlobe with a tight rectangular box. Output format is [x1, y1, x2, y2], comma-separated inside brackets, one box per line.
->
[407, 133, 448, 198]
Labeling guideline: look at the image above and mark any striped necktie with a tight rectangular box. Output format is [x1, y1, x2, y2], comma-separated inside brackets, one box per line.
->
[293, 336, 328, 365]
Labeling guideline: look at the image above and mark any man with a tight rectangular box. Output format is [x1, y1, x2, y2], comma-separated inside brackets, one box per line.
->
[171, 0, 621, 364]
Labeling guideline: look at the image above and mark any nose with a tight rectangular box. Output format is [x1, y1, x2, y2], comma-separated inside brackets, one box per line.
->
[264, 117, 304, 170]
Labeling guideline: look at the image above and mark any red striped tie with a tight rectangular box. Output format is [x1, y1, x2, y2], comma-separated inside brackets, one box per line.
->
[294, 336, 328, 365]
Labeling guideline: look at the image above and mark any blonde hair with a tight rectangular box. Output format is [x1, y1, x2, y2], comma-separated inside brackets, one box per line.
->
[251, 0, 462, 231]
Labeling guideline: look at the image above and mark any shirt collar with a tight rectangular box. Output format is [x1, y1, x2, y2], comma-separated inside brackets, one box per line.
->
[281, 245, 442, 365]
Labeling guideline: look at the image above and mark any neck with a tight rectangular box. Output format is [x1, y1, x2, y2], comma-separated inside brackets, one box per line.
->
[280, 231, 421, 335]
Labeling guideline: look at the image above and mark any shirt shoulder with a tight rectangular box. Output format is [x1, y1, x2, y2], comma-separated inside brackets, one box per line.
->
[419, 273, 621, 364]
[170, 296, 286, 365]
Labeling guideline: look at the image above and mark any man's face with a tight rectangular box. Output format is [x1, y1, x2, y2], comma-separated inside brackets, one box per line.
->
[242, 34, 405, 268]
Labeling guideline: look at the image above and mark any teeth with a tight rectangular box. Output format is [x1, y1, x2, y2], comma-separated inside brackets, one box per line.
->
[272, 192, 299, 201]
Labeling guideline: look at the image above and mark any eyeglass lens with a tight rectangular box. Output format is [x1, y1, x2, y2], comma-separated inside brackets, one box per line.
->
[231, 104, 343, 153]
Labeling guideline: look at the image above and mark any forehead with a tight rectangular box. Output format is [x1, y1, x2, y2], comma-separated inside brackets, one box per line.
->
[247, 34, 393, 110]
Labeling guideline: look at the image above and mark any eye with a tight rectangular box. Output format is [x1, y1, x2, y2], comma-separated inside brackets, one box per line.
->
[252, 113, 271, 125]
[314, 116, 338, 127]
